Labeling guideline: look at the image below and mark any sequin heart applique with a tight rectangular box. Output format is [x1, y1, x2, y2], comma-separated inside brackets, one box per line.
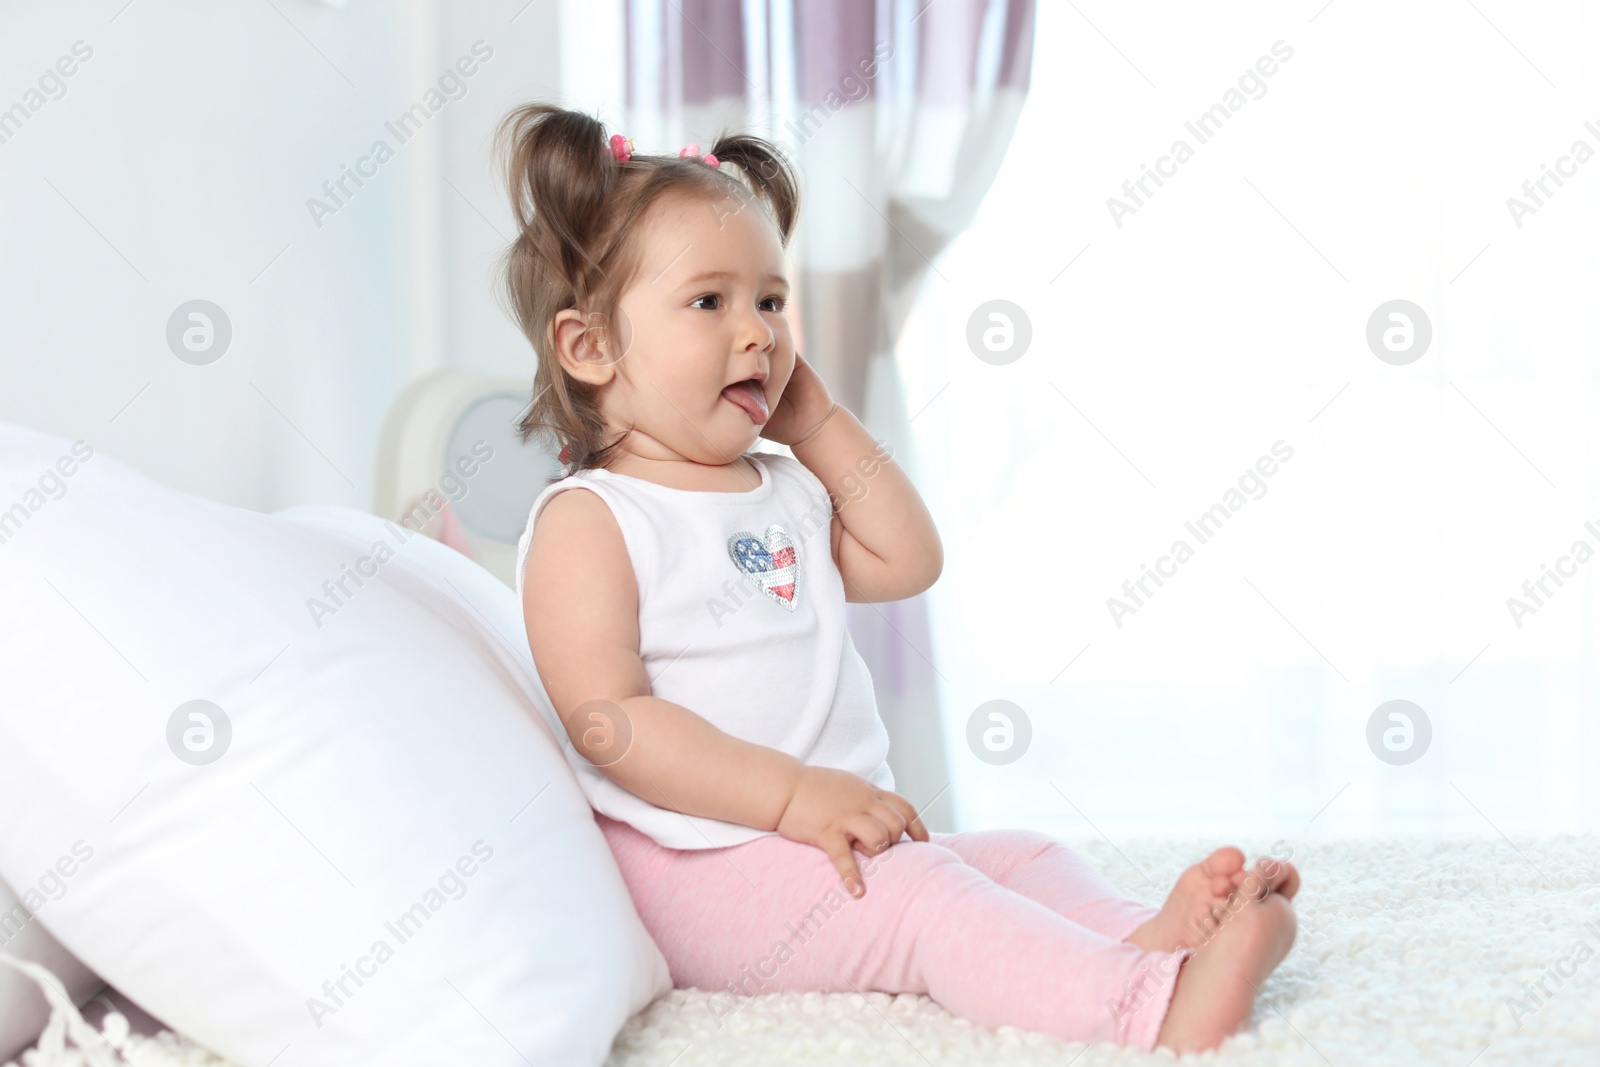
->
[727, 524, 800, 610]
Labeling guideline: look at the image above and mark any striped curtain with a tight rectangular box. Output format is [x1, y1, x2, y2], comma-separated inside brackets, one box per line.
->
[559, 0, 1037, 831]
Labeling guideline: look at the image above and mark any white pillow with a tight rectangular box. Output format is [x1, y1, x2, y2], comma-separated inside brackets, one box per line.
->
[0, 421, 669, 1066]
[0, 876, 106, 1063]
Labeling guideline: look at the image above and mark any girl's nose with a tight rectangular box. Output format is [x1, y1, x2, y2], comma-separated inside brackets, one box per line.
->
[740, 306, 775, 352]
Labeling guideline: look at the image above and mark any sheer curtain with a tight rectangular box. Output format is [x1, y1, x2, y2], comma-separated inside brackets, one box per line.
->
[902, 1, 1599, 840]
[558, 0, 1039, 831]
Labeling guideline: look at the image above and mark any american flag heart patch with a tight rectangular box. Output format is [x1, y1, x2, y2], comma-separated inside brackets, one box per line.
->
[727, 524, 800, 610]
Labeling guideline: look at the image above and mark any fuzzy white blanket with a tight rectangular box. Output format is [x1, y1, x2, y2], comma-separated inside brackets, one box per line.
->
[10, 836, 1598, 1066]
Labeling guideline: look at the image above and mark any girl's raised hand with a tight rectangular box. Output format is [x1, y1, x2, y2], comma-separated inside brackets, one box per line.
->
[774, 765, 929, 898]
[760, 350, 836, 447]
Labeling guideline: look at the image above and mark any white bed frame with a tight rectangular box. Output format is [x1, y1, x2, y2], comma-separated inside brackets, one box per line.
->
[373, 368, 561, 588]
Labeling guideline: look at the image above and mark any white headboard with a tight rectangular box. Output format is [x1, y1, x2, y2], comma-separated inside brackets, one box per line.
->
[373, 369, 561, 588]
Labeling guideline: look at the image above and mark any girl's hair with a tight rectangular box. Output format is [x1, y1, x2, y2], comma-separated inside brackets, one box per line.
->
[493, 102, 802, 476]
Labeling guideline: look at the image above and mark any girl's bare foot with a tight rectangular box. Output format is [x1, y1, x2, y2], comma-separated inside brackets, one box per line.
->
[1128, 848, 1301, 953]
[1155, 890, 1297, 1054]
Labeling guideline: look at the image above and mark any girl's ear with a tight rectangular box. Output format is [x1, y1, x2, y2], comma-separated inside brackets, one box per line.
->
[551, 307, 622, 386]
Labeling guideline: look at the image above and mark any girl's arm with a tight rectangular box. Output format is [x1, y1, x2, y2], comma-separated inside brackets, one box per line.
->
[523, 485, 800, 830]
[790, 402, 943, 603]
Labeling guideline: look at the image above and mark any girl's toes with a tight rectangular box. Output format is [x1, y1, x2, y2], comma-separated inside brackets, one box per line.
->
[1271, 862, 1301, 899]
[1200, 846, 1246, 880]
[1201, 847, 1246, 896]
[1242, 858, 1300, 900]
[1227, 861, 1267, 901]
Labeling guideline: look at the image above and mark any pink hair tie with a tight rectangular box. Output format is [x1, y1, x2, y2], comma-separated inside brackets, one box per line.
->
[609, 134, 634, 163]
[678, 142, 719, 168]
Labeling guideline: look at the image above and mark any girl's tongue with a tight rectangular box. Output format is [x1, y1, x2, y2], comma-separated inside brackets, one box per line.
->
[720, 379, 769, 423]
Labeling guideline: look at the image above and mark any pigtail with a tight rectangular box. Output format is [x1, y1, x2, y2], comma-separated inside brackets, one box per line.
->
[706, 132, 802, 245]
[494, 103, 617, 293]
[493, 103, 624, 467]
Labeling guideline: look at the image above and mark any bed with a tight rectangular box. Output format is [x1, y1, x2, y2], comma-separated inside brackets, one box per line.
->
[16, 835, 1600, 1066]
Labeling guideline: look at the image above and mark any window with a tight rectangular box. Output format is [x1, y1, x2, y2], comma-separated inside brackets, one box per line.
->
[903, 2, 1598, 838]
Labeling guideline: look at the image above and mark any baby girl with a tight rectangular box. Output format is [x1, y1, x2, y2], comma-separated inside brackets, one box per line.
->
[499, 101, 1300, 1053]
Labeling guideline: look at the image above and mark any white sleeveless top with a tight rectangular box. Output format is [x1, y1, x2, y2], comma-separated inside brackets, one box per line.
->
[514, 450, 895, 850]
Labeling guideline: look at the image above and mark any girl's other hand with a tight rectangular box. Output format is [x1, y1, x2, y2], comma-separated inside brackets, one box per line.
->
[774, 765, 929, 898]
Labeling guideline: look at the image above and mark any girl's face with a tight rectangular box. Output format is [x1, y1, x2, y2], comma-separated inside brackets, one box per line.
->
[599, 191, 795, 467]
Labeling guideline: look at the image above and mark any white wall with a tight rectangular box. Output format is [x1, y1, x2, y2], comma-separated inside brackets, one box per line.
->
[0, 0, 559, 512]
[436, 1, 566, 384]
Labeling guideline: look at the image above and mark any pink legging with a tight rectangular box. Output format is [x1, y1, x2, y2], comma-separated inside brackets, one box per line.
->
[595, 811, 1189, 1049]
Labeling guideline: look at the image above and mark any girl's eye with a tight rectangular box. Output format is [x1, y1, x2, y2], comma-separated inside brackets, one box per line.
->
[691, 294, 787, 312]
